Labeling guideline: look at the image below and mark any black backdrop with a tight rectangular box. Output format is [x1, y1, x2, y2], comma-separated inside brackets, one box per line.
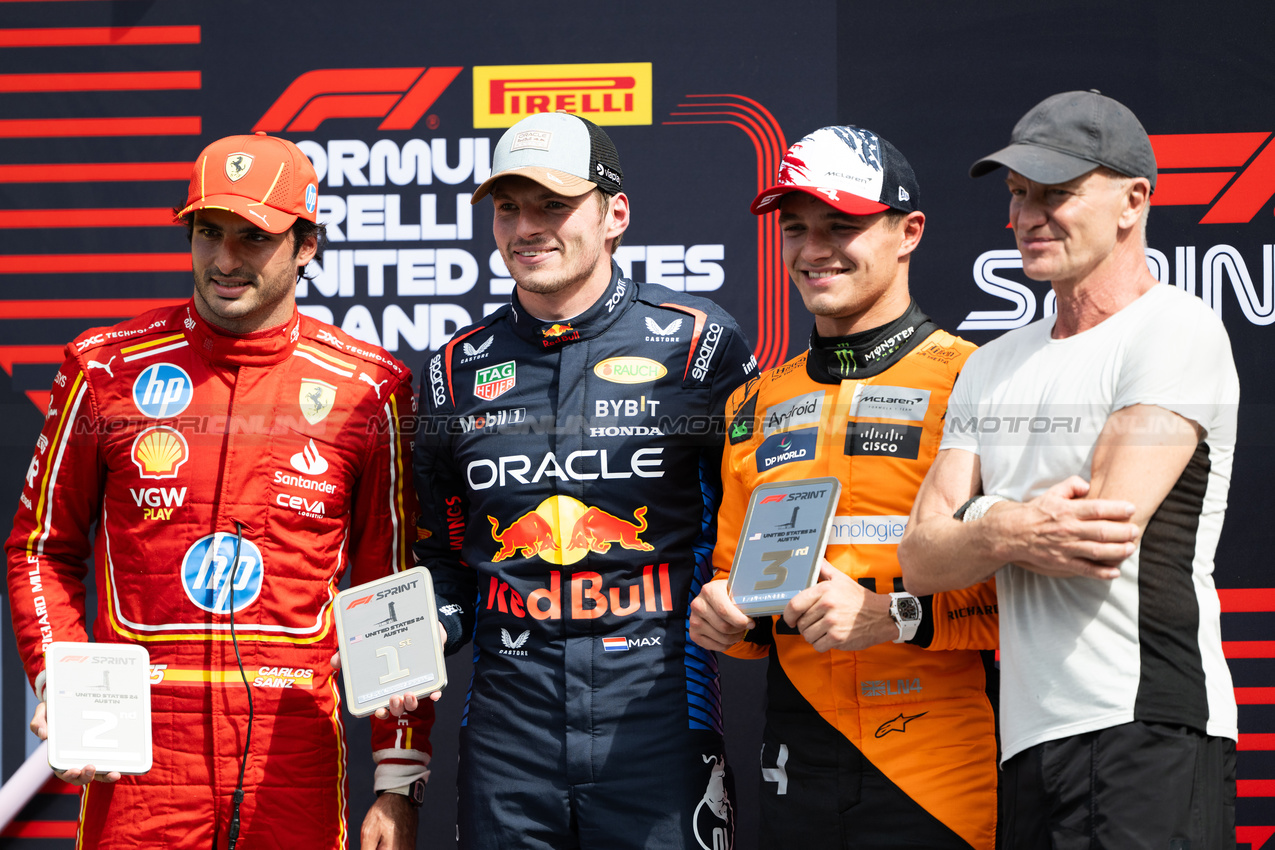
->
[1, 1, 1273, 847]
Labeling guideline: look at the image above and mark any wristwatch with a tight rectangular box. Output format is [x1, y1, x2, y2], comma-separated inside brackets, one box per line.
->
[889, 592, 922, 644]
[378, 778, 426, 808]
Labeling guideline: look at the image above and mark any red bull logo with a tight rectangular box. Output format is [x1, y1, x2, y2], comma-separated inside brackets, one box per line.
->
[542, 323, 574, 339]
[489, 512, 557, 561]
[486, 563, 673, 621]
[540, 322, 581, 348]
[488, 496, 653, 563]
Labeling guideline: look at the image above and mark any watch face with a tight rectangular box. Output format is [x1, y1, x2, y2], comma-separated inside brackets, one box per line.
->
[897, 597, 922, 621]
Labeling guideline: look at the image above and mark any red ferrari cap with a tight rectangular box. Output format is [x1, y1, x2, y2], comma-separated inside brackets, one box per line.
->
[177, 132, 319, 234]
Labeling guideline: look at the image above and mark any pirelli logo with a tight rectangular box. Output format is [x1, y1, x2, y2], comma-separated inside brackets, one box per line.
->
[473, 63, 653, 128]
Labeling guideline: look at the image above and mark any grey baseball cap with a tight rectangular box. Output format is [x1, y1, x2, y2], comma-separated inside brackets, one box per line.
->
[970, 90, 1157, 191]
[471, 111, 624, 204]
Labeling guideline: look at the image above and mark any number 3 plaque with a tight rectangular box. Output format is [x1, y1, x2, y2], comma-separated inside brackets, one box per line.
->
[726, 477, 842, 617]
[334, 567, 447, 717]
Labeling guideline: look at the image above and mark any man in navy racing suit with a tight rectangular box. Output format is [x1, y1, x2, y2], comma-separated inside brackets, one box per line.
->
[413, 111, 758, 849]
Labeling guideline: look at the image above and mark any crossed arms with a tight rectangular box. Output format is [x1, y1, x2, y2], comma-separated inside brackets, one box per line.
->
[898, 403, 1201, 594]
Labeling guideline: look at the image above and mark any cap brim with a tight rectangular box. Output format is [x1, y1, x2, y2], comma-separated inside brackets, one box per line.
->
[471, 167, 598, 204]
[178, 195, 298, 234]
[750, 185, 889, 216]
[969, 143, 1100, 185]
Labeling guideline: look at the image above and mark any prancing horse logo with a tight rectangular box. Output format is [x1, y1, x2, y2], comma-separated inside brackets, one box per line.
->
[225, 153, 254, 182]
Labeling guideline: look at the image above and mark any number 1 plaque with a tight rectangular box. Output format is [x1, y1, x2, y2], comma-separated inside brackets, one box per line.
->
[334, 567, 447, 717]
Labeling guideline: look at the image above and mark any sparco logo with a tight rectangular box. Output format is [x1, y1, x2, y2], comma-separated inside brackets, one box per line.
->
[691, 323, 723, 381]
[428, 354, 445, 408]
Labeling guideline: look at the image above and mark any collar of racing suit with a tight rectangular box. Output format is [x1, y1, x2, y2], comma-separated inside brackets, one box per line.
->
[183, 299, 302, 367]
[506, 262, 632, 348]
[806, 300, 937, 383]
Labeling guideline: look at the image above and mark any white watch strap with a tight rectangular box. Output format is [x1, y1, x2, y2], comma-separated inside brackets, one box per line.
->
[961, 494, 1006, 523]
[889, 592, 921, 644]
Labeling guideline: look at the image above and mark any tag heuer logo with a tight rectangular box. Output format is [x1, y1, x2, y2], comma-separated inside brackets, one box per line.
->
[475, 361, 516, 401]
[225, 153, 254, 182]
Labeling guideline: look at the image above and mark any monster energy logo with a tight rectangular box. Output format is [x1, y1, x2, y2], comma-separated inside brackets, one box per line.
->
[833, 347, 858, 376]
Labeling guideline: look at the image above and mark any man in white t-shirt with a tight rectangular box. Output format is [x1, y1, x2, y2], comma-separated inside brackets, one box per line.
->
[898, 91, 1239, 849]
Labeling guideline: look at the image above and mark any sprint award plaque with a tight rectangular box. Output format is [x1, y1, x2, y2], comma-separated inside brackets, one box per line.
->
[726, 477, 842, 617]
[334, 567, 447, 717]
[46, 642, 153, 774]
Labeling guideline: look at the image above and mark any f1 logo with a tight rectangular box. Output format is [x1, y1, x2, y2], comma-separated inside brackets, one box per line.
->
[347, 595, 374, 610]
[760, 494, 786, 504]
[1150, 132, 1275, 223]
[254, 67, 463, 133]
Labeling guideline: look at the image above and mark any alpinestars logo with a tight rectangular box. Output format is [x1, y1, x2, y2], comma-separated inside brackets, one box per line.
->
[874, 711, 927, 738]
[499, 628, 530, 657]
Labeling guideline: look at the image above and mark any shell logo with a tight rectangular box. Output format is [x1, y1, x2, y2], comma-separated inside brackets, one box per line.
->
[131, 426, 190, 479]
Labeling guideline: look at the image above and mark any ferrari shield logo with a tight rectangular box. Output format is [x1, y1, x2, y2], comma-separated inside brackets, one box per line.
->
[299, 379, 337, 425]
[225, 153, 254, 182]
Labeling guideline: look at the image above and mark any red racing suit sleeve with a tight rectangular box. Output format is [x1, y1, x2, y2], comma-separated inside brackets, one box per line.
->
[5, 354, 99, 700]
[353, 373, 435, 791]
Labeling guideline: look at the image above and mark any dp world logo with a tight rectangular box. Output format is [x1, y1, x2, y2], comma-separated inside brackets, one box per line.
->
[180, 532, 264, 614]
[132, 363, 193, 418]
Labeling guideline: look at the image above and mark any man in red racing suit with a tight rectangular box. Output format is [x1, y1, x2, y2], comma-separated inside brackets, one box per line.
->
[691, 126, 999, 849]
[5, 133, 431, 849]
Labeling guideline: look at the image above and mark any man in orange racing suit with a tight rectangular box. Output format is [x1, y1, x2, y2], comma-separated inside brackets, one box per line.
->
[691, 126, 999, 849]
[5, 133, 432, 849]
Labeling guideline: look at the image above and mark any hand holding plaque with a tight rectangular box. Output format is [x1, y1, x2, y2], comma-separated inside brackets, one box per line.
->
[45, 642, 152, 776]
[334, 567, 447, 717]
[726, 478, 842, 617]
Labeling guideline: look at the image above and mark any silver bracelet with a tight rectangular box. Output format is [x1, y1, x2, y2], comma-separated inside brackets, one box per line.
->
[961, 495, 1007, 523]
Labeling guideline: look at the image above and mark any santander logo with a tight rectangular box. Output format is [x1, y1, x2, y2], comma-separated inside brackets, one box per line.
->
[290, 439, 330, 476]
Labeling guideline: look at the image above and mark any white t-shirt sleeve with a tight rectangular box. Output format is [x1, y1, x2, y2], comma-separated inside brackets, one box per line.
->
[939, 355, 983, 455]
[1112, 290, 1239, 437]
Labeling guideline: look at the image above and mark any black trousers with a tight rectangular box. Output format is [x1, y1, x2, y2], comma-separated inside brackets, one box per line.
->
[999, 721, 1236, 850]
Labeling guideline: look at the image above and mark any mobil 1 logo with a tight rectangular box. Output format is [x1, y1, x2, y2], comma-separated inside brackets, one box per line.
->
[334, 567, 447, 717]
[845, 423, 922, 459]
